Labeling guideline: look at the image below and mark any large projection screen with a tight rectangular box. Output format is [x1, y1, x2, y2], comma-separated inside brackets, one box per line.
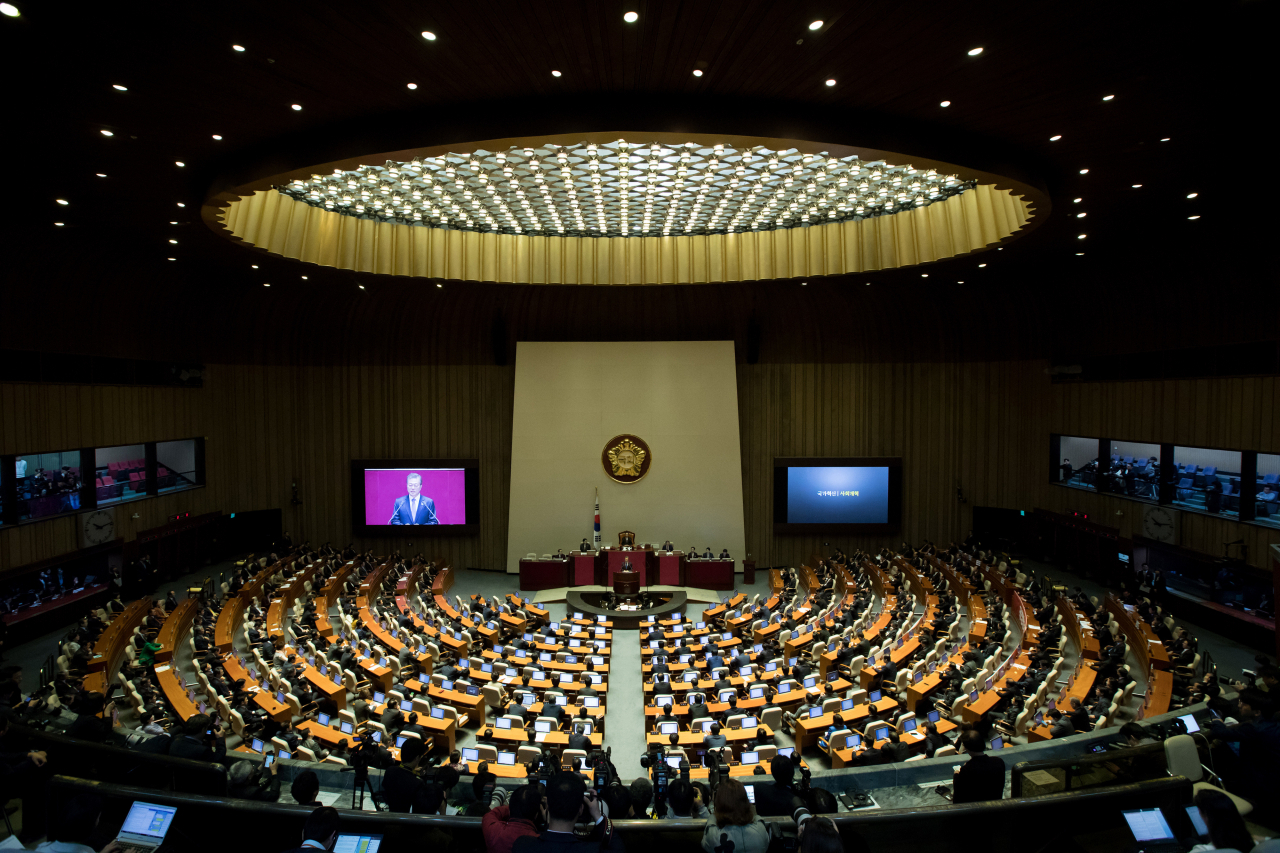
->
[506, 341, 747, 575]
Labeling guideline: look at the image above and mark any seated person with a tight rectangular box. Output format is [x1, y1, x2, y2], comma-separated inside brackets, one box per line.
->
[817, 713, 845, 752]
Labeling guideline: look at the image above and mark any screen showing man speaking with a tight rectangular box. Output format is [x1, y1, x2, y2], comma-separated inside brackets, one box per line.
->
[786, 466, 890, 524]
[362, 468, 467, 526]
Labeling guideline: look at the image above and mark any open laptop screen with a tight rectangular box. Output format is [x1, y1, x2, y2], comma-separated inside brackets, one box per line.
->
[1122, 809, 1176, 843]
[333, 835, 382, 853]
[119, 801, 177, 844]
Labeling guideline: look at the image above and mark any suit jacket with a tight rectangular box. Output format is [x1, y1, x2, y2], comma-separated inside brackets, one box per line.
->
[953, 753, 1005, 803]
[880, 741, 912, 763]
[388, 495, 439, 525]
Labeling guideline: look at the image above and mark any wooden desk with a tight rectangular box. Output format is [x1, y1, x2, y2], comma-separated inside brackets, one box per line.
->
[155, 662, 200, 721]
[85, 596, 152, 695]
[302, 665, 348, 711]
[1142, 670, 1173, 719]
[222, 652, 294, 723]
[155, 598, 198, 663]
[427, 685, 487, 728]
[686, 559, 734, 589]
[518, 559, 570, 591]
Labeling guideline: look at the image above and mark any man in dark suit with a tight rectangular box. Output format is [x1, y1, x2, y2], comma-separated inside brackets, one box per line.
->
[702, 722, 728, 750]
[168, 715, 226, 762]
[566, 727, 592, 751]
[879, 731, 912, 762]
[661, 540, 674, 551]
[753, 756, 807, 817]
[1047, 709, 1074, 738]
[922, 723, 951, 758]
[387, 473, 439, 525]
[278, 805, 340, 853]
[952, 732, 1005, 803]
[719, 548, 730, 559]
[688, 694, 713, 723]
[703, 547, 714, 558]
[580, 538, 592, 551]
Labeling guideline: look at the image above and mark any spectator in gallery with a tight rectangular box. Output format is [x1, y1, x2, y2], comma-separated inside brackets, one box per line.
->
[1205, 479, 1222, 513]
[1257, 484, 1278, 513]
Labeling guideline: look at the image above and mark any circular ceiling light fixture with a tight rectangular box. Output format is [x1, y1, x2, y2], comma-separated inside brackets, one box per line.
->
[692, 69, 703, 77]
[407, 83, 418, 89]
[212, 134, 223, 140]
[100, 130, 113, 136]
[112, 84, 127, 91]
[1050, 135, 1062, 141]
[215, 133, 1044, 285]
[825, 78, 836, 86]
[291, 104, 302, 111]
[232, 44, 245, 51]
[623, 11, 638, 22]
[808, 20, 823, 30]
[551, 70, 561, 77]
[0, 4, 20, 17]
[56, 198, 68, 205]
[1102, 94, 1115, 101]
[421, 31, 436, 40]
[968, 47, 984, 56]
[940, 100, 951, 107]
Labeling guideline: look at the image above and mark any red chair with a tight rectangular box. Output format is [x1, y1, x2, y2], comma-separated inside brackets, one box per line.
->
[108, 461, 120, 474]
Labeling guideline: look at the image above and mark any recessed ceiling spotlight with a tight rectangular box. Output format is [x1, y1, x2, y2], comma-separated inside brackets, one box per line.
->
[169, 239, 178, 244]
[1077, 234, 1087, 239]
[1186, 192, 1198, 199]
[263, 283, 270, 287]
[1073, 197, 1082, 203]
[1076, 212, 1086, 218]
[232, 44, 245, 51]
[421, 30, 436, 40]
[95, 173, 106, 177]
[957, 281, 964, 284]
[436, 282, 443, 288]
[623, 11, 638, 22]
[808, 20, 823, 30]
[112, 84, 127, 91]
[212, 134, 223, 140]
[1160, 137, 1171, 142]
[301, 275, 308, 280]
[967, 47, 984, 56]
[0, 4, 20, 17]
[1131, 184, 1142, 188]
[825, 78, 836, 87]
[1079, 168, 1089, 174]
[921, 273, 928, 277]
[1102, 94, 1115, 101]
[56, 198, 68, 205]
[291, 104, 302, 111]
[692, 69, 703, 77]
[1188, 215, 1200, 220]
[167, 257, 175, 261]
[1076, 253, 1084, 256]
[1050, 135, 1062, 141]
[801, 281, 807, 285]
[940, 100, 951, 107]
[358, 284, 365, 290]
[175, 161, 185, 167]
[551, 70, 561, 77]
[169, 221, 177, 225]
[54, 222, 64, 226]
[251, 265, 258, 269]
[176, 202, 185, 207]
[406, 83, 418, 89]
[100, 130, 113, 136]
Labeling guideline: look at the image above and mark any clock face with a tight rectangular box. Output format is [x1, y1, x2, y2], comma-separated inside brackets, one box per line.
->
[1143, 507, 1175, 543]
[82, 510, 115, 547]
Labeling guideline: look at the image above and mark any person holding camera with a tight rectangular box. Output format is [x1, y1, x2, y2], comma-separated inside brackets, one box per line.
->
[382, 737, 457, 814]
[227, 756, 281, 801]
[511, 772, 621, 852]
[167, 713, 226, 761]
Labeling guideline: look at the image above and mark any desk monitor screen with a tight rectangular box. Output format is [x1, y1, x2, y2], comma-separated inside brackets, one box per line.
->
[984, 678, 993, 691]
[809, 707, 824, 719]
[549, 622, 560, 631]
[719, 690, 736, 702]
[559, 673, 574, 684]
[927, 709, 940, 724]
[1185, 804, 1210, 838]
[431, 708, 445, 719]
[913, 671, 924, 683]
[659, 722, 678, 735]
[535, 721, 552, 733]
[318, 664, 328, 677]
[564, 655, 578, 664]
[539, 652, 553, 662]
[741, 751, 759, 765]
[1179, 714, 1200, 734]
[395, 736, 406, 749]
[555, 695, 569, 705]
[597, 615, 607, 623]
[318, 713, 331, 727]
[803, 676, 817, 688]
[466, 684, 480, 696]
[373, 691, 386, 705]
[505, 668, 519, 678]
[118, 802, 177, 849]
[481, 662, 494, 673]
[969, 690, 979, 703]
[753, 643, 764, 653]
[750, 687, 765, 699]
[764, 662, 777, 672]
[848, 732, 862, 749]
[251, 738, 265, 753]
[739, 668, 752, 679]
[928, 661, 938, 673]
[841, 698, 855, 711]
[777, 747, 795, 758]
[679, 654, 692, 664]
[873, 727, 890, 742]
[371, 730, 383, 743]
[1122, 809, 1176, 843]
[340, 721, 354, 735]
[788, 657, 798, 666]
[573, 612, 584, 620]
[582, 697, 600, 707]
[791, 631, 800, 640]
[496, 717, 512, 729]
[594, 627, 606, 635]
[696, 622, 706, 630]
[684, 672, 698, 683]
[827, 671, 839, 682]
[352, 462, 477, 534]
[665, 756, 683, 770]
[334, 835, 382, 853]
[773, 460, 902, 530]
[742, 716, 757, 728]
[497, 751, 516, 766]
[828, 642, 838, 652]
[441, 680, 454, 692]
[868, 690, 882, 703]
[462, 747, 480, 762]
[902, 718, 917, 733]
[989, 736, 1003, 750]
[777, 682, 791, 694]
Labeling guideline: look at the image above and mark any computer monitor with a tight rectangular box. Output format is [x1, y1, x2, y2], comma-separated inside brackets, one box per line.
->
[597, 615, 607, 623]
[594, 627, 606, 635]
[989, 736, 1003, 750]
[873, 727, 889, 742]
[868, 690, 882, 703]
[318, 664, 328, 677]
[549, 622, 559, 631]
[778, 682, 791, 694]
[481, 662, 494, 673]
[373, 691, 386, 705]
[841, 698, 855, 711]
[928, 661, 937, 673]
[535, 721, 552, 733]
[564, 655, 578, 664]
[753, 643, 763, 653]
[790, 631, 800, 640]
[1122, 809, 1176, 844]
[539, 652, 552, 661]
[116, 802, 178, 851]
[371, 730, 383, 743]
[431, 708, 445, 719]
[722, 632, 733, 641]
[848, 732, 862, 749]
[496, 717, 512, 729]
[969, 690, 979, 703]
[764, 662, 777, 672]
[665, 756, 683, 770]
[696, 622, 706, 630]
[927, 709, 940, 724]
[742, 716, 757, 728]
[828, 642, 838, 652]
[582, 696, 600, 708]
[555, 695, 569, 705]
[741, 751, 759, 765]
[777, 747, 795, 758]
[573, 612, 584, 620]
[505, 668, 519, 678]
[749, 687, 764, 699]
[318, 712, 332, 727]
[441, 680, 454, 691]
[803, 676, 816, 688]
[985, 678, 993, 691]
[531, 672, 545, 681]
[340, 721, 354, 735]
[827, 671, 839, 682]
[591, 656, 605, 666]
[913, 671, 924, 683]
[788, 657, 798, 666]
[497, 751, 516, 766]
[395, 736, 407, 749]
[559, 673, 574, 684]
[719, 690, 735, 702]
[1179, 714, 1201, 734]
[808, 707, 824, 718]
[251, 737, 265, 753]
[462, 747, 480, 762]
[659, 722, 678, 735]
[902, 718, 917, 733]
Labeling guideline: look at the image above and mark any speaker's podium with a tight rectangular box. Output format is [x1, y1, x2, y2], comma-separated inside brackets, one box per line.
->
[612, 569, 641, 596]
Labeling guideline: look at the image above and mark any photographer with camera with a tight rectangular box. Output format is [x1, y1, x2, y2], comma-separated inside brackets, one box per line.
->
[382, 736, 456, 814]
[511, 772, 622, 852]
[167, 713, 226, 761]
[483, 782, 545, 853]
[461, 770, 508, 817]
[227, 756, 281, 801]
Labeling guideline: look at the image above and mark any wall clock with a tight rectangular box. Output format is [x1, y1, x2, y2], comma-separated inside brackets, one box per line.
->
[1141, 505, 1178, 544]
[80, 508, 117, 548]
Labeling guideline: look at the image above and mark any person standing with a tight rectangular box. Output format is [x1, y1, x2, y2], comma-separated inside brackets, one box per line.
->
[952, 732, 1005, 803]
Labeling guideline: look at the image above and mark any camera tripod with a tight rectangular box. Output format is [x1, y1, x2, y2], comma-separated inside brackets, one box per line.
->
[351, 767, 376, 810]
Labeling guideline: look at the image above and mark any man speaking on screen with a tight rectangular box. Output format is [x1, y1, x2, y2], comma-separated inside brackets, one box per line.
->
[388, 473, 439, 525]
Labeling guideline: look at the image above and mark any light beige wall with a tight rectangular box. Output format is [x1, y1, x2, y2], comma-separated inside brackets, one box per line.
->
[506, 341, 746, 574]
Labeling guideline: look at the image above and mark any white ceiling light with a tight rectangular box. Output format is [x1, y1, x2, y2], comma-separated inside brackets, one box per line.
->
[978, 263, 987, 268]
[1186, 192, 1198, 199]
[808, 20, 823, 30]
[212, 134, 223, 140]
[1077, 234, 1087, 239]
[1160, 137, 1171, 142]
[0, 4, 20, 17]
[1050, 135, 1062, 141]
[1073, 197, 1082, 203]
[407, 83, 418, 90]
[825, 79, 836, 87]
[1188, 215, 1200, 220]
[291, 104, 302, 111]
[56, 198, 68, 205]
[167, 257, 175, 261]
[176, 202, 185, 207]
[232, 44, 245, 51]
[1102, 94, 1115, 101]
[263, 283, 270, 287]
[54, 221, 64, 226]
[967, 47, 984, 56]
[301, 275, 308, 280]
[169, 239, 178, 244]
[112, 84, 127, 91]
[421, 31, 436, 40]
[175, 161, 185, 167]
[1131, 184, 1142, 188]
[551, 70, 561, 77]
[358, 284, 365, 290]
[436, 283, 443, 288]
[100, 130, 113, 136]
[623, 11, 638, 22]
[940, 100, 951, 107]
[1076, 212, 1086, 218]
[1079, 168, 1089, 174]
[95, 173, 106, 177]
[692, 69, 703, 77]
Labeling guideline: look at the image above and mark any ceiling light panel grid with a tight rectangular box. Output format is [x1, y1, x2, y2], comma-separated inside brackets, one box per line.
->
[275, 141, 973, 238]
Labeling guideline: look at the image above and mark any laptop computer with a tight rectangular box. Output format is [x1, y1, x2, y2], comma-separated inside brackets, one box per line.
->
[1121, 808, 1183, 853]
[115, 801, 177, 853]
[333, 834, 383, 853]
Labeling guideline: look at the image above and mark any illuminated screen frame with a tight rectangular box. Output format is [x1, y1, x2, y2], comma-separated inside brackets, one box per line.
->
[772, 457, 902, 533]
[350, 458, 480, 535]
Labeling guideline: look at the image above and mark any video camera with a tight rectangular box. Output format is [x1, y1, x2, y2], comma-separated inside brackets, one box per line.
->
[587, 746, 615, 793]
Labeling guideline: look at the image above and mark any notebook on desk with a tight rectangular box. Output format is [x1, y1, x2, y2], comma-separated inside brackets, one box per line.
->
[114, 801, 177, 853]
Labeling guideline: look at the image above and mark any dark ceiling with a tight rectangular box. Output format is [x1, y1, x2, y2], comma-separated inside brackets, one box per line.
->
[0, 0, 1271, 364]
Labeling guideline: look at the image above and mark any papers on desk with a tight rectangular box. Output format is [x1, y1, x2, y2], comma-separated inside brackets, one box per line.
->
[535, 731, 548, 743]
[154, 665, 171, 674]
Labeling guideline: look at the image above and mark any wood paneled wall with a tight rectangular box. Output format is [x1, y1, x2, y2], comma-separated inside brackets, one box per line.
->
[4, 362, 1277, 576]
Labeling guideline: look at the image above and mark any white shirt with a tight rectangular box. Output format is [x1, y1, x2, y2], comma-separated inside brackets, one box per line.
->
[410, 495, 420, 520]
